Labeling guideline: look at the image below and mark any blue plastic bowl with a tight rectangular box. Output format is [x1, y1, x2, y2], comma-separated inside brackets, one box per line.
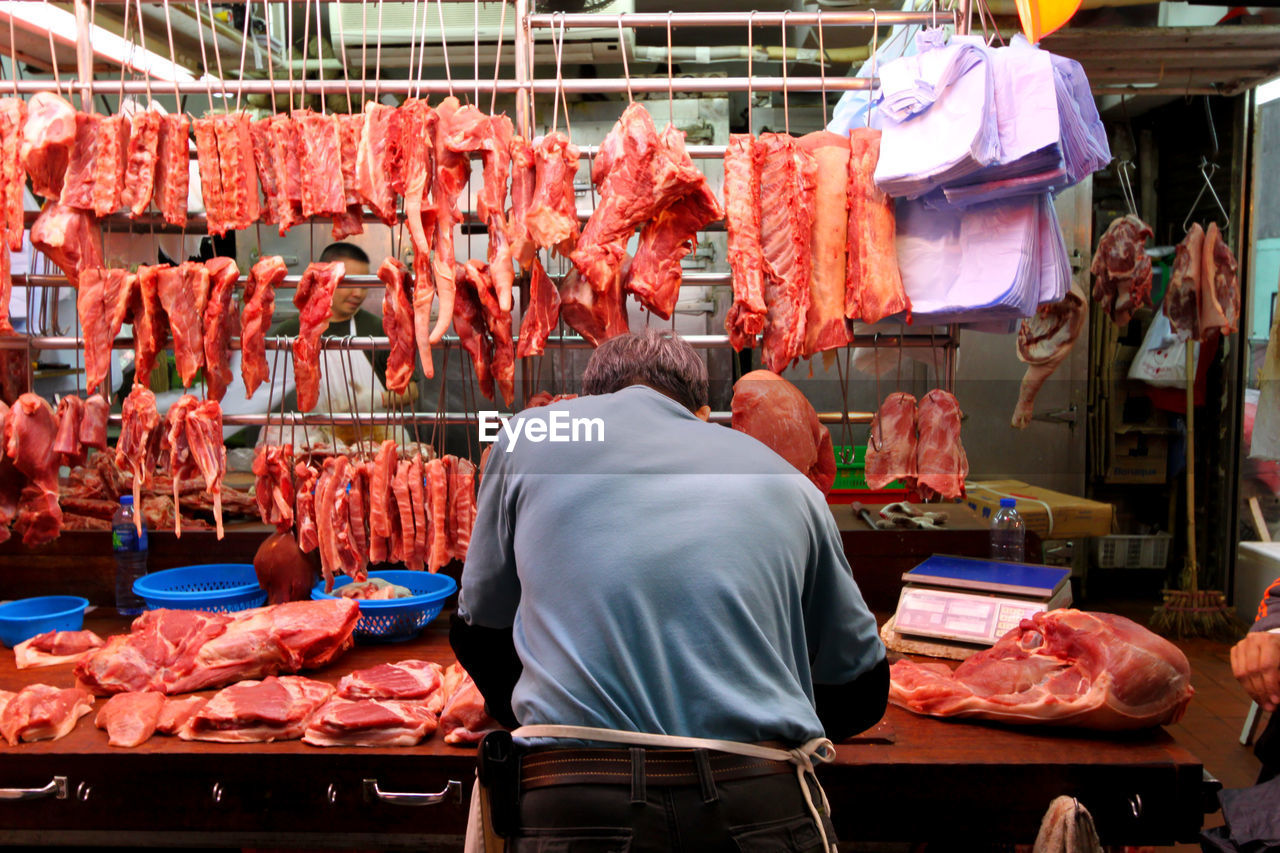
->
[312, 570, 457, 643]
[0, 596, 89, 648]
[133, 564, 266, 613]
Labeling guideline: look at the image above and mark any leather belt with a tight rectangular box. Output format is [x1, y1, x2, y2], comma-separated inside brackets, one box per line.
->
[519, 747, 793, 791]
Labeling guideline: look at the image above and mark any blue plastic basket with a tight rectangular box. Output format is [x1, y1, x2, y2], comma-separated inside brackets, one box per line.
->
[0, 595, 88, 647]
[133, 564, 267, 613]
[312, 570, 457, 643]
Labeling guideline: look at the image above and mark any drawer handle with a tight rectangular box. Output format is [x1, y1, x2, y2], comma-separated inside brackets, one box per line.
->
[0, 777, 68, 802]
[363, 778, 462, 806]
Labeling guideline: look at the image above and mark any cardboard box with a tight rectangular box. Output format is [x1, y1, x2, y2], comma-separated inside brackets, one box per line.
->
[965, 480, 1114, 540]
[1105, 429, 1169, 485]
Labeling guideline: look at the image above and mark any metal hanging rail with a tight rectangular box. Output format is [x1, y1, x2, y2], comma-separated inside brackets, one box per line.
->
[94, 410, 870, 426]
[525, 11, 950, 28]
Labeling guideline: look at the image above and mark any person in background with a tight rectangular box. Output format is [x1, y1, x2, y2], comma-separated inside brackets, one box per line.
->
[1233, 577, 1280, 783]
[262, 242, 416, 447]
[451, 328, 888, 850]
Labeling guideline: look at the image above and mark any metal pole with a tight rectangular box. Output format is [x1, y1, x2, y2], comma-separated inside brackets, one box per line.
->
[524, 11, 948, 28]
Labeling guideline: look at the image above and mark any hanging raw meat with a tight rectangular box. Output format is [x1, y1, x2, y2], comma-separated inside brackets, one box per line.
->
[1199, 221, 1239, 339]
[1090, 214, 1153, 327]
[559, 265, 630, 348]
[252, 443, 295, 532]
[397, 99, 438, 376]
[156, 262, 208, 387]
[296, 110, 345, 219]
[130, 264, 168, 384]
[478, 113, 515, 313]
[185, 399, 226, 539]
[332, 112, 365, 240]
[30, 201, 103, 288]
[378, 257, 415, 395]
[202, 257, 239, 403]
[627, 126, 724, 321]
[0, 97, 28, 249]
[20, 92, 76, 200]
[453, 265, 493, 401]
[293, 261, 346, 413]
[508, 134, 537, 269]
[723, 134, 766, 351]
[116, 387, 162, 522]
[409, 454, 429, 572]
[573, 104, 701, 293]
[865, 392, 918, 491]
[262, 114, 303, 234]
[391, 458, 417, 569]
[798, 130, 853, 355]
[52, 395, 85, 465]
[79, 393, 109, 451]
[426, 457, 450, 572]
[211, 113, 260, 233]
[7, 393, 63, 546]
[368, 440, 398, 565]
[161, 394, 200, 535]
[469, 260, 515, 408]
[847, 128, 909, 324]
[356, 101, 400, 225]
[431, 100, 488, 345]
[516, 257, 561, 359]
[192, 117, 225, 231]
[915, 389, 968, 500]
[241, 255, 286, 398]
[730, 370, 835, 495]
[526, 130, 581, 258]
[757, 134, 816, 374]
[1163, 224, 1203, 342]
[448, 456, 478, 562]
[295, 462, 320, 554]
[889, 610, 1193, 730]
[120, 107, 162, 217]
[1012, 281, 1087, 429]
[153, 112, 190, 228]
[77, 267, 136, 395]
[60, 111, 128, 215]
[249, 117, 281, 228]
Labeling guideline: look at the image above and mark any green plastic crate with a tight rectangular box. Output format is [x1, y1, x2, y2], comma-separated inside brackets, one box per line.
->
[833, 444, 904, 492]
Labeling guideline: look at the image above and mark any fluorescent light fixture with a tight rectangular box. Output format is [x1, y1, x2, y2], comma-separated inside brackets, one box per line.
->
[0, 0, 215, 85]
[1259, 78, 1280, 106]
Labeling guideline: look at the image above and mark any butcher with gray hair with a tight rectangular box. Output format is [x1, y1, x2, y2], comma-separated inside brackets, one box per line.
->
[451, 328, 887, 850]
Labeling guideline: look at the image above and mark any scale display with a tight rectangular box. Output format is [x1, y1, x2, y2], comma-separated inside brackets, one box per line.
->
[894, 587, 1052, 645]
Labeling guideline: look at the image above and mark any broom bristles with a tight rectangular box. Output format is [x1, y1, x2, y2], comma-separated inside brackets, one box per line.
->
[1151, 588, 1240, 640]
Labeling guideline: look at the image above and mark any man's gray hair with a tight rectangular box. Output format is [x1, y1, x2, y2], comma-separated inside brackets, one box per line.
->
[582, 329, 709, 412]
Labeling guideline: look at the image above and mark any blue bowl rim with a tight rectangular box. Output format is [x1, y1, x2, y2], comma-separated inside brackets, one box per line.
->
[134, 564, 261, 599]
[0, 595, 90, 623]
[311, 571, 457, 609]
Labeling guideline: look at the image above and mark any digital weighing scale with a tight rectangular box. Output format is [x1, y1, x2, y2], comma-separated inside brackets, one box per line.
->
[892, 555, 1073, 646]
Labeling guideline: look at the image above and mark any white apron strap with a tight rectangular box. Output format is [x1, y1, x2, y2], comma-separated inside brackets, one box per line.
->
[511, 725, 839, 852]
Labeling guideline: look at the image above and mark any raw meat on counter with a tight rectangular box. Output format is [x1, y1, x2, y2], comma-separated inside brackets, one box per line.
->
[156, 695, 208, 735]
[74, 599, 360, 696]
[179, 676, 335, 743]
[14, 629, 105, 669]
[914, 389, 969, 501]
[95, 691, 165, 748]
[0, 683, 94, 745]
[304, 697, 439, 747]
[438, 662, 502, 745]
[730, 370, 835, 495]
[889, 610, 1194, 730]
[1090, 214, 1153, 327]
[865, 393, 919, 492]
[338, 659, 445, 705]
[1012, 282, 1087, 428]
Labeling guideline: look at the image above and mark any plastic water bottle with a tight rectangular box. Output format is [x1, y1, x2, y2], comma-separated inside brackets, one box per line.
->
[112, 496, 149, 616]
[989, 498, 1026, 563]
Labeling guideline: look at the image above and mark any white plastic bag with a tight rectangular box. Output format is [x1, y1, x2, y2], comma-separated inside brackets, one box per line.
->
[1128, 311, 1199, 388]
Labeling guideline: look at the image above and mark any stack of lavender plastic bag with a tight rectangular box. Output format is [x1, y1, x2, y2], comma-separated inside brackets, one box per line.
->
[836, 31, 1110, 329]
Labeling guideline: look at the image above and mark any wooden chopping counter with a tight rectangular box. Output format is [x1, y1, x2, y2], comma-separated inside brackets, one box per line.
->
[0, 613, 1206, 848]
